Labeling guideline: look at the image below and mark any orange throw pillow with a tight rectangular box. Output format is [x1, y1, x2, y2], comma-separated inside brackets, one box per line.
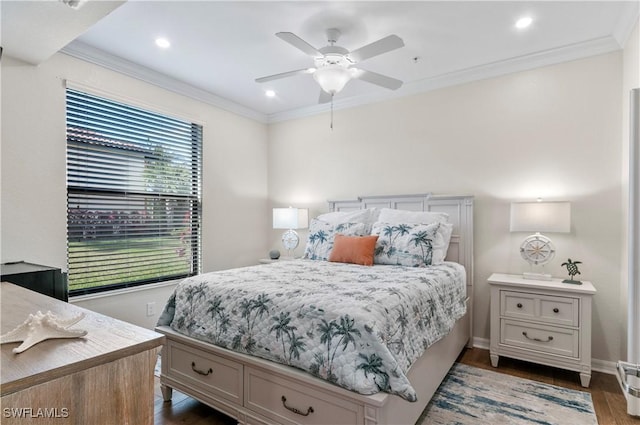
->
[329, 234, 379, 266]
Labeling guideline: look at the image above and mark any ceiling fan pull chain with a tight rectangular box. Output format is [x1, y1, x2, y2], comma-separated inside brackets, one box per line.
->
[330, 94, 334, 130]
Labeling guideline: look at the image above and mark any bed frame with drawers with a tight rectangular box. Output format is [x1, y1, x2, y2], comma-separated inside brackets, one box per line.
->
[155, 193, 474, 425]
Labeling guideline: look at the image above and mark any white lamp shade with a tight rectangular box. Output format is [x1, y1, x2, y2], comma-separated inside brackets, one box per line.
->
[510, 201, 571, 233]
[313, 66, 352, 94]
[273, 208, 309, 230]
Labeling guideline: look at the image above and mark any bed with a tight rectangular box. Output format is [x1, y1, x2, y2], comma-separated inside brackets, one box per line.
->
[155, 193, 474, 425]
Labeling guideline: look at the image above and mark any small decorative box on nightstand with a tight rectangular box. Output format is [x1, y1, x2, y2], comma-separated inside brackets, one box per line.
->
[488, 273, 596, 387]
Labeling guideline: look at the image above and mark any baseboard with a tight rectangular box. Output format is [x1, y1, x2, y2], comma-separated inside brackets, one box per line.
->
[470, 337, 618, 375]
[592, 358, 618, 375]
[473, 336, 490, 350]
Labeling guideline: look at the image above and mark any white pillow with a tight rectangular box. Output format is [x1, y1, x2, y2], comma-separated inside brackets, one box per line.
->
[439, 222, 454, 261]
[316, 208, 378, 225]
[377, 208, 448, 224]
[371, 221, 454, 266]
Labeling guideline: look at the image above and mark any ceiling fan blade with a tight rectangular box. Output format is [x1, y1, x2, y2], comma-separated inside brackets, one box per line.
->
[353, 69, 403, 90]
[318, 89, 332, 104]
[276, 32, 322, 57]
[255, 68, 313, 83]
[348, 35, 404, 63]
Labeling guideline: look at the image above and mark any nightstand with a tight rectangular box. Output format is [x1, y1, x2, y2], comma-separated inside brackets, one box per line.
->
[488, 273, 596, 387]
[259, 257, 297, 264]
[259, 258, 278, 264]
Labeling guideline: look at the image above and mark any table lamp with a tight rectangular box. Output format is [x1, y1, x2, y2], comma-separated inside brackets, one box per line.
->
[273, 207, 309, 258]
[510, 200, 571, 280]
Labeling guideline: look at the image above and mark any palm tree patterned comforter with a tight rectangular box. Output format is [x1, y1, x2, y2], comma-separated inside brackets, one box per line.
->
[157, 259, 466, 401]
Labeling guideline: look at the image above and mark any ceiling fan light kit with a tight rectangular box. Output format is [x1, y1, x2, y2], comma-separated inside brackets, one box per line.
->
[313, 65, 353, 94]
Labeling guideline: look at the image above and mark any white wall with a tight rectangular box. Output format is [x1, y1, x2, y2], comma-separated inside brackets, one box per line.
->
[0, 46, 630, 364]
[1, 52, 269, 328]
[268, 52, 624, 363]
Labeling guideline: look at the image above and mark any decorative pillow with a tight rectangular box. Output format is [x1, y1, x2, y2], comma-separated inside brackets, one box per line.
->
[303, 219, 367, 261]
[329, 234, 379, 266]
[377, 208, 448, 225]
[371, 221, 454, 267]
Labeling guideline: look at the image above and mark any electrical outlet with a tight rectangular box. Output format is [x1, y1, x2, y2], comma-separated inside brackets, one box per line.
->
[146, 302, 156, 317]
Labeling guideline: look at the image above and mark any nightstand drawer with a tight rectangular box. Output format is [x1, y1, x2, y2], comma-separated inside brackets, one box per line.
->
[501, 319, 579, 358]
[501, 291, 578, 327]
[501, 292, 535, 319]
[539, 296, 578, 326]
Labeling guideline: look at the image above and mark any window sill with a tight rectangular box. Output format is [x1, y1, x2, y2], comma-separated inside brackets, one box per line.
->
[69, 279, 181, 303]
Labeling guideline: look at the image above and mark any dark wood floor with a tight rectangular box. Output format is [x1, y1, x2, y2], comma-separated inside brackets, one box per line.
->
[154, 347, 640, 425]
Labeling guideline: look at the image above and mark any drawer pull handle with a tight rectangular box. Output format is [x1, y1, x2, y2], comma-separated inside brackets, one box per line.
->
[281, 396, 314, 416]
[191, 362, 213, 376]
[517, 303, 523, 309]
[522, 331, 553, 343]
[553, 308, 559, 313]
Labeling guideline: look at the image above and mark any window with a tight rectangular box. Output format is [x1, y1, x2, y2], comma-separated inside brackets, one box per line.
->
[66, 88, 202, 295]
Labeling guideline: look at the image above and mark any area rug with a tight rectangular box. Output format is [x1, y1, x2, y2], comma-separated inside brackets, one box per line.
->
[417, 363, 597, 425]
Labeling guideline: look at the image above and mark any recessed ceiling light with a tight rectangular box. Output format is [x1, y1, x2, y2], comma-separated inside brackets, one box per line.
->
[155, 38, 171, 49]
[515, 16, 533, 29]
[265, 90, 276, 98]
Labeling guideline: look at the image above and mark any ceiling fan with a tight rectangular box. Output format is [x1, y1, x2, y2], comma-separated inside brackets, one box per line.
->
[256, 29, 405, 103]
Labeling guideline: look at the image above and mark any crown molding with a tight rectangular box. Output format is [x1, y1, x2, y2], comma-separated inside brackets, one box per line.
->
[61, 41, 268, 123]
[62, 34, 622, 126]
[267, 35, 622, 123]
[611, 1, 640, 48]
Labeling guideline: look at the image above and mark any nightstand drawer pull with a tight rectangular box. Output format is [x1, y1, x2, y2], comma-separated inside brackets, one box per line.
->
[191, 361, 213, 376]
[553, 308, 559, 313]
[517, 303, 523, 308]
[281, 396, 314, 416]
[522, 331, 553, 343]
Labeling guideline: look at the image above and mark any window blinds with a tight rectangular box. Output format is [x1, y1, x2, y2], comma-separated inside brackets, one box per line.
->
[66, 88, 202, 294]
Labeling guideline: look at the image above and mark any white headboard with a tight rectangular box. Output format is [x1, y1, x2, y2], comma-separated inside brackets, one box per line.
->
[328, 193, 474, 342]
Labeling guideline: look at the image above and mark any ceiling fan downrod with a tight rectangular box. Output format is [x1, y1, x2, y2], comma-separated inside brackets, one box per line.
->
[326, 28, 340, 46]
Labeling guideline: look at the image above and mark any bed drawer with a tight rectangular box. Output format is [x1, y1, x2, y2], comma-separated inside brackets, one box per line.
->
[167, 340, 243, 405]
[245, 366, 362, 425]
[500, 319, 578, 358]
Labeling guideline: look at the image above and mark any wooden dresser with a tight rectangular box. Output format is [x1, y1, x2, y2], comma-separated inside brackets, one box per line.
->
[1, 282, 164, 424]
